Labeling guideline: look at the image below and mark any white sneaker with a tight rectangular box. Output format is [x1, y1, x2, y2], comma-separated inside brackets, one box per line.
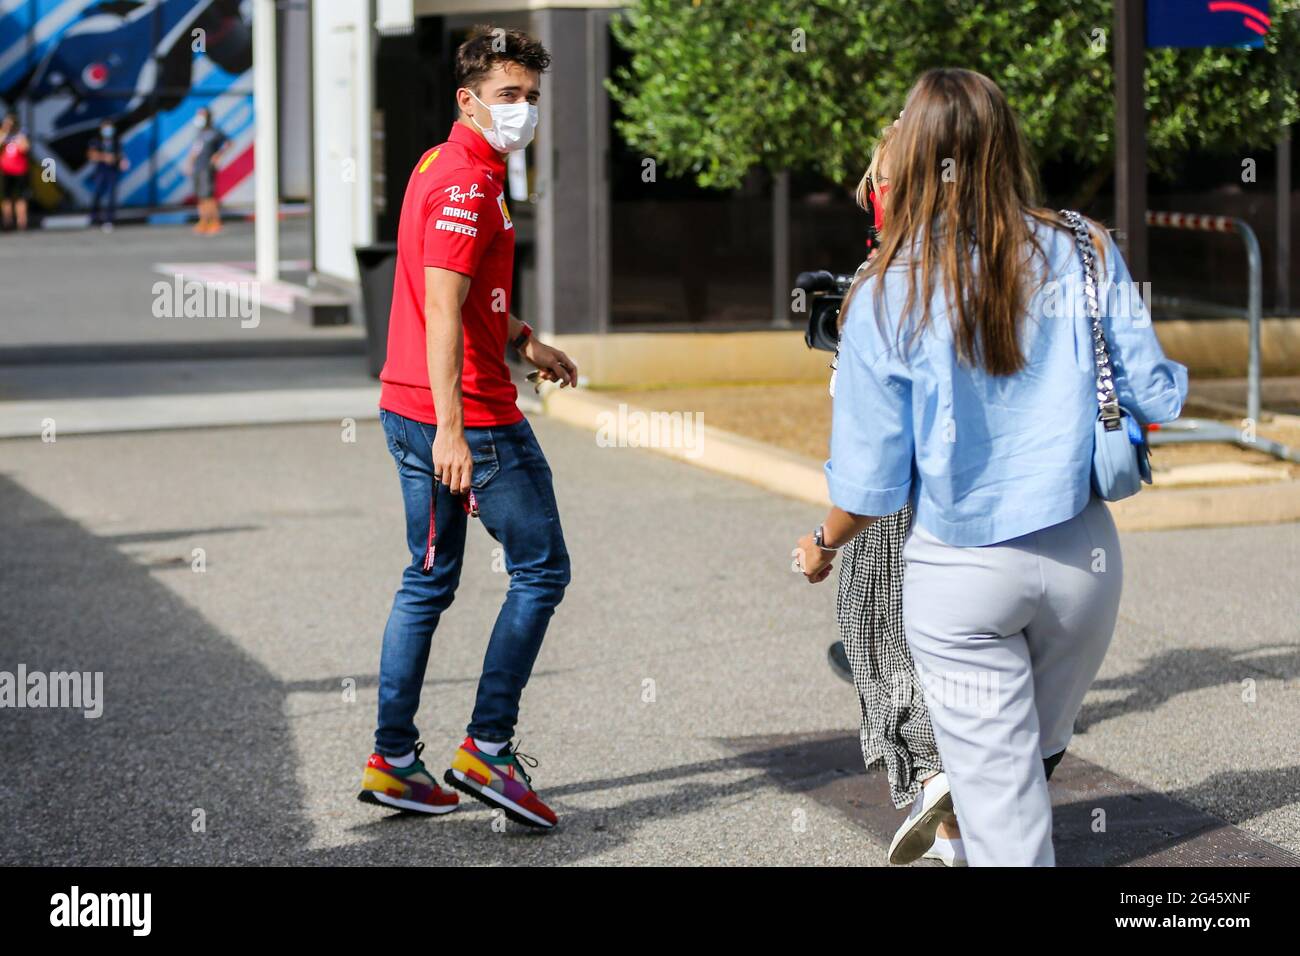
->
[922, 835, 968, 867]
[888, 773, 954, 865]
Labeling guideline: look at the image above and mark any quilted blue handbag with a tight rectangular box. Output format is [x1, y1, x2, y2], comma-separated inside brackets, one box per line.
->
[1061, 210, 1152, 502]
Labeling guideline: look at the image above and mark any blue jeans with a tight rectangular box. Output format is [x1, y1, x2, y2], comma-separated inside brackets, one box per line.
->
[89, 167, 118, 224]
[375, 410, 570, 756]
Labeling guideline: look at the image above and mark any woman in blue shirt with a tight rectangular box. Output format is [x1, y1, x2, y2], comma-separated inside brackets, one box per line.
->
[793, 68, 1187, 866]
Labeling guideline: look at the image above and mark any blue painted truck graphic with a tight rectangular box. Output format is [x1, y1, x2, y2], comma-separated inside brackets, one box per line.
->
[0, 0, 254, 210]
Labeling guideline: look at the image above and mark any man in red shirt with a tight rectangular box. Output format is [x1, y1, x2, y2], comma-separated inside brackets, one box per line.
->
[359, 27, 578, 830]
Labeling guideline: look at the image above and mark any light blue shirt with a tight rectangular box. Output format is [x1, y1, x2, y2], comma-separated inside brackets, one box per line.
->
[826, 219, 1188, 546]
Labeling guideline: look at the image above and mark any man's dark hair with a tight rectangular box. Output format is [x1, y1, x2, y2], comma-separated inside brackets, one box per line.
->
[455, 25, 550, 94]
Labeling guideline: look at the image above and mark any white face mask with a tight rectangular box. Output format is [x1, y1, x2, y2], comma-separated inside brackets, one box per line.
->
[466, 89, 537, 153]
[194, 115, 207, 129]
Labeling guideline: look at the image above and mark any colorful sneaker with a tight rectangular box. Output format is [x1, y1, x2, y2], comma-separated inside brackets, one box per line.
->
[357, 742, 460, 815]
[443, 737, 558, 829]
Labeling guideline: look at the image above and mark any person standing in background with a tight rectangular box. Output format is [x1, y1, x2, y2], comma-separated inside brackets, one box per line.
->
[0, 112, 32, 232]
[184, 107, 227, 235]
[87, 121, 129, 232]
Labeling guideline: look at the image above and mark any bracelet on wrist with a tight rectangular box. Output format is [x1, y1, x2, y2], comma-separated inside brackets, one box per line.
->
[813, 525, 840, 551]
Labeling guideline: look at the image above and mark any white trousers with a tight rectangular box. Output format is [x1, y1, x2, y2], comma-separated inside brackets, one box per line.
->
[902, 497, 1123, 866]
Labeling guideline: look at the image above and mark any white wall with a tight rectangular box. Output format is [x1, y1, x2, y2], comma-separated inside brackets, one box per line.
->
[312, 0, 374, 283]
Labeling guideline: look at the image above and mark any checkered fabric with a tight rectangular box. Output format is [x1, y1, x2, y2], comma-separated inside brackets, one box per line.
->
[835, 504, 943, 808]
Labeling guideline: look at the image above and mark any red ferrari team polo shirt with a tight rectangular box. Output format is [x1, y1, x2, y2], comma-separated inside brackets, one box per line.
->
[379, 122, 522, 427]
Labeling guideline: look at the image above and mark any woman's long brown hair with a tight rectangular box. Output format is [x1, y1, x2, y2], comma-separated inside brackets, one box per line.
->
[843, 68, 1099, 377]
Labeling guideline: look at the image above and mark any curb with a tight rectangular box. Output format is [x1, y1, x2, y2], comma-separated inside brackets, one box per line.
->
[1106, 480, 1300, 532]
[0, 385, 542, 440]
[0, 388, 382, 439]
[38, 204, 309, 231]
[542, 388, 1300, 532]
[0, 337, 365, 367]
[1149, 461, 1294, 488]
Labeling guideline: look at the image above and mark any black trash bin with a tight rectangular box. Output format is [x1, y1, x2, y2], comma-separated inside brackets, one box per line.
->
[355, 243, 399, 379]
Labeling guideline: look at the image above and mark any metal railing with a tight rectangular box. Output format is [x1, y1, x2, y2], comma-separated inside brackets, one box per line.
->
[1144, 211, 1298, 464]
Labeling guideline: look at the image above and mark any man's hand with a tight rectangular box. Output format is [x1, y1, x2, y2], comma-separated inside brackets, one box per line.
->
[793, 532, 835, 584]
[432, 427, 474, 496]
[520, 338, 578, 388]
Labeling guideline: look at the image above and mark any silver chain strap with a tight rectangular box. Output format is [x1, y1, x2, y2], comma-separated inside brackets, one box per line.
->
[1061, 210, 1122, 430]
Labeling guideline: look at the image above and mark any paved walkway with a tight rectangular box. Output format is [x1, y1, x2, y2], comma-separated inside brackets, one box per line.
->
[0, 219, 354, 354]
[2, 415, 1295, 865]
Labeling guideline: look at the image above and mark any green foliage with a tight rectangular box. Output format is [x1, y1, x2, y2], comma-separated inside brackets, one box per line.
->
[608, 0, 1300, 190]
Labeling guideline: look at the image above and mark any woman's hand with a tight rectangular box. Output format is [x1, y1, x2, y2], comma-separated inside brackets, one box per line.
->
[792, 510, 879, 584]
[793, 532, 835, 584]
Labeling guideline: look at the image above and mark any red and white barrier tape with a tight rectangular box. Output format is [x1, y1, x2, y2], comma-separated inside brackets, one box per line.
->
[1145, 211, 1236, 233]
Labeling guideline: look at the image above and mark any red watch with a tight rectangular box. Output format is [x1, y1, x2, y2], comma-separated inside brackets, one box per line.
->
[510, 322, 533, 352]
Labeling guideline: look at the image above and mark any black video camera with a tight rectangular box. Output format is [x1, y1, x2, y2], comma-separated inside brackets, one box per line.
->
[797, 269, 858, 353]
[798, 194, 879, 353]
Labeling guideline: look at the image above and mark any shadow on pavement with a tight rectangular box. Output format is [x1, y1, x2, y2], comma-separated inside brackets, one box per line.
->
[718, 732, 1300, 867]
[99, 525, 262, 545]
[0, 471, 592, 866]
[1077, 643, 1300, 734]
[292, 770, 775, 867]
[0, 472, 309, 865]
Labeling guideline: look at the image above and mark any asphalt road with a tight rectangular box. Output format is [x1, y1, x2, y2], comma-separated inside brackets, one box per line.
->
[2, 414, 1296, 865]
